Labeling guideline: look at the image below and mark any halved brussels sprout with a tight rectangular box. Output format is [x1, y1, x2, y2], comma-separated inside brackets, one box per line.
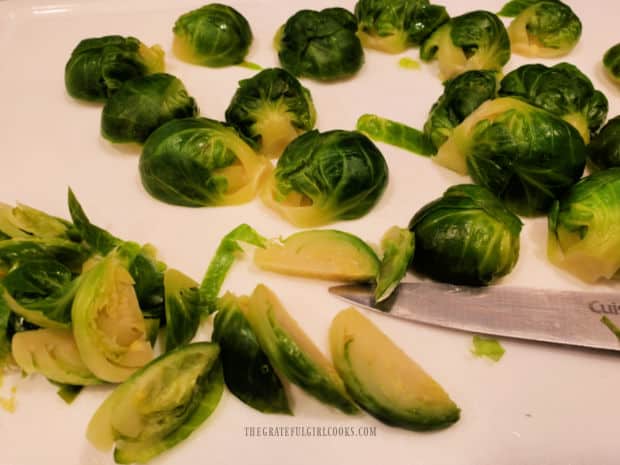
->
[163, 268, 202, 352]
[245, 284, 358, 414]
[139, 117, 271, 207]
[225, 68, 316, 158]
[330, 307, 460, 430]
[588, 116, 620, 171]
[420, 10, 510, 80]
[261, 130, 388, 227]
[603, 43, 620, 86]
[87, 342, 223, 464]
[173, 3, 253, 67]
[375, 226, 415, 302]
[64, 35, 164, 102]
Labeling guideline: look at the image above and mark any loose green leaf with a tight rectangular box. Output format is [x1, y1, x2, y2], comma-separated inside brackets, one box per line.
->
[163, 268, 203, 351]
[601, 316, 620, 342]
[375, 227, 415, 302]
[398, 57, 421, 69]
[471, 335, 505, 361]
[55, 383, 84, 404]
[357, 114, 435, 156]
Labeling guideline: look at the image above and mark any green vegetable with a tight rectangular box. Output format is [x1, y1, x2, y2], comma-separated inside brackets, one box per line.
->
[470, 335, 505, 361]
[261, 129, 388, 227]
[547, 168, 620, 282]
[245, 284, 358, 414]
[101, 73, 198, 144]
[0, 300, 14, 370]
[55, 383, 83, 404]
[375, 227, 414, 302]
[87, 342, 223, 464]
[254, 229, 380, 282]
[356, 114, 436, 156]
[409, 184, 522, 285]
[276, 8, 364, 81]
[434, 97, 586, 216]
[139, 117, 271, 207]
[499, 0, 581, 58]
[0, 203, 77, 240]
[225, 68, 316, 158]
[0, 237, 88, 274]
[173, 3, 253, 67]
[601, 316, 620, 342]
[398, 57, 421, 69]
[588, 116, 620, 171]
[163, 269, 202, 352]
[65, 35, 164, 102]
[603, 43, 620, 86]
[330, 307, 460, 430]
[420, 10, 510, 80]
[354, 0, 448, 53]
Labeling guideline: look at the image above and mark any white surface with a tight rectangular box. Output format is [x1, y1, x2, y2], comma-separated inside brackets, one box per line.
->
[0, 0, 618, 464]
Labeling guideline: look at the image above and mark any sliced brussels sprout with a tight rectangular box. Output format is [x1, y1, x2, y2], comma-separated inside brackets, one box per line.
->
[11, 328, 100, 385]
[225, 68, 316, 158]
[356, 114, 436, 156]
[354, 0, 449, 53]
[261, 130, 388, 227]
[173, 4, 252, 67]
[163, 268, 202, 352]
[330, 307, 460, 430]
[603, 43, 620, 86]
[254, 229, 380, 282]
[409, 184, 522, 285]
[140, 117, 271, 207]
[420, 10, 510, 80]
[87, 342, 223, 464]
[212, 293, 290, 414]
[547, 168, 620, 282]
[434, 97, 586, 216]
[276, 8, 364, 81]
[65, 35, 164, 102]
[375, 226, 414, 302]
[245, 284, 358, 414]
[588, 116, 620, 171]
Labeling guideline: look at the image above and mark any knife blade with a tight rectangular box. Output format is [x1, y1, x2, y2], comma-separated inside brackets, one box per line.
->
[329, 282, 620, 352]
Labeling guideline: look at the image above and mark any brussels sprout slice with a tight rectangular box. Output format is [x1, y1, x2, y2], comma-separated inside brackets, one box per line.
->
[588, 116, 620, 171]
[375, 227, 415, 302]
[87, 342, 223, 464]
[603, 43, 620, 86]
[11, 328, 100, 385]
[245, 284, 358, 414]
[254, 229, 380, 282]
[330, 308, 460, 430]
[163, 268, 202, 352]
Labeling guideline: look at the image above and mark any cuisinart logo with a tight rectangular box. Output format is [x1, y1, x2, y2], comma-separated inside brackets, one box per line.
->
[588, 301, 620, 315]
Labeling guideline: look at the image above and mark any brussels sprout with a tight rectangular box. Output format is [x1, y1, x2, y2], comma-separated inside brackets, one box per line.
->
[261, 130, 388, 227]
[173, 3, 252, 67]
[354, 0, 449, 53]
[11, 328, 100, 385]
[101, 73, 198, 144]
[212, 293, 290, 414]
[87, 342, 223, 464]
[356, 114, 436, 156]
[275, 8, 364, 81]
[424, 70, 499, 150]
[603, 43, 620, 86]
[254, 229, 380, 282]
[140, 117, 271, 207]
[420, 10, 510, 80]
[375, 226, 415, 302]
[588, 116, 620, 171]
[225, 68, 316, 158]
[434, 97, 586, 216]
[499, 0, 581, 58]
[65, 35, 164, 102]
[330, 308, 460, 429]
[245, 284, 358, 414]
[409, 184, 522, 285]
[498, 62, 609, 143]
[547, 168, 620, 282]
[163, 269, 203, 352]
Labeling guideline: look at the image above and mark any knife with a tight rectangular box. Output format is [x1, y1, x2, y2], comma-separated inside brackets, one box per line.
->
[329, 282, 620, 352]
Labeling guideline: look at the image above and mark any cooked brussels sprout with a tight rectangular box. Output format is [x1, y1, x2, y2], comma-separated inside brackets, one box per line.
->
[65, 35, 164, 102]
[101, 73, 198, 144]
[588, 116, 620, 171]
[261, 130, 388, 227]
[163, 269, 202, 352]
[225, 68, 316, 158]
[173, 3, 253, 67]
[420, 10, 510, 80]
[0, 237, 87, 274]
[498, 62, 608, 143]
[603, 43, 620, 86]
[275, 8, 364, 81]
[0, 203, 77, 240]
[424, 70, 499, 150]
[434, 97, 586, 216]
[354, 0, 449, 53]
[375, 226, 414, 302]
[330, 308, 460, 429]
[499, 0, 581, 58]
[547, 168, 620, 282]
[87, 342, 223, 464]
[139, 117, 271, 207]
[254, 229, 380, 282]
[356, 114, 436, 156]
[409, 184, 522, 285]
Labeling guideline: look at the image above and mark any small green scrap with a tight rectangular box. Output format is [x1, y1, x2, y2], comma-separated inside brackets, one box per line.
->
[601, 316, 620, 341]
[398, 57, 421, 70]
[471, 335, 505, 361]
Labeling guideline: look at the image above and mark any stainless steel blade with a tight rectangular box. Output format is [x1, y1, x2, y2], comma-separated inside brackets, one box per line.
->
[329, 282, 620, 352]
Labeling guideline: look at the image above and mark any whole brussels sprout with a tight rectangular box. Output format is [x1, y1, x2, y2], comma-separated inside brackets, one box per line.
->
[261, 129, 388, 227]
[101, 73, 198, 144]
[409, 184, 522, 285]
[354, 0, 449, 53]
[65, 35, 164, 102]
[588, 116, 620, 171]
[173, 3, 252, 67]
[275, 8, 364, 81]
[225, 68, 316, 158]
[603, 43, 620, 86]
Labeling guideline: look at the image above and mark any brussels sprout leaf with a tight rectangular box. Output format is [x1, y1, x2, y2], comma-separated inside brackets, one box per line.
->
[357, 114, 435, 156]
[471, 335, 505, 361]
[601, 316, 620, 341]
[67, 188, 119, 255]
[163, 269, 203, 352]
